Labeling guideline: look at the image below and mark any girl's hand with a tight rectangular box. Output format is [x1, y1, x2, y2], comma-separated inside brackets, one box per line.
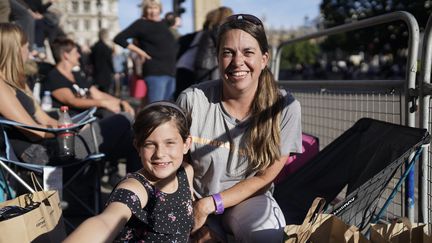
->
[191, 196, 215, 234]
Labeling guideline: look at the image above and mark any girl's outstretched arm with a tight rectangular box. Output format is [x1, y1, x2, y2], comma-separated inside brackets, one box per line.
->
[63, 202, 131, 243]
[64, 179, 148, 242]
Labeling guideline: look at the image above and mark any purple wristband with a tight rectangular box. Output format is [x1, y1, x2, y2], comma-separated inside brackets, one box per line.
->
[211, 193, 224, 215]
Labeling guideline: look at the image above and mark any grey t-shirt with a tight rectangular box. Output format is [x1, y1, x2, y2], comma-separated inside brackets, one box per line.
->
[177, 80, 302, 198]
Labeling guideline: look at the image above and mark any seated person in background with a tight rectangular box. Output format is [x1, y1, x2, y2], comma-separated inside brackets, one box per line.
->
[44, 37, 135, 119]
[64, 102, 194, 242]
[0, 23, 141, 172]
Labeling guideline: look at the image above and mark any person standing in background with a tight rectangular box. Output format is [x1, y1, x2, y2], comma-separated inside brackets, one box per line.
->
[164, 11, 181, 40]
[9, 0, 35, 50]
[114, 0, 177, 105]
[193, 6, 233, 83]
[112, 45, 127, 97]
[90, 28, 114, 93]
[90, 29, 114, 93]
[174, 6, 232, 99]
[22, 0, 60, 54]
[0, 0, 10, 23]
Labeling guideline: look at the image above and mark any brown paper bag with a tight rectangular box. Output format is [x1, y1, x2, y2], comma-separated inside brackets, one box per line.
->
[284, 197, 326, 242]
[0, 174, 66, 243]
[309, 214, 369, 243]
[370, 218, 432, 243]
[284, 197, 369, 243]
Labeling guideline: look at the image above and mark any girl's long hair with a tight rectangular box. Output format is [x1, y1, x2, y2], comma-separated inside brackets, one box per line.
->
[217, 18, 283, 173]
[0, 23, 27, 91]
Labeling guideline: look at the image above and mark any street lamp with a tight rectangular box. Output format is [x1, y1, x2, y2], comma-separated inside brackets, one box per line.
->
[173, 0, 186, 16]
[96, 0, 102, 31]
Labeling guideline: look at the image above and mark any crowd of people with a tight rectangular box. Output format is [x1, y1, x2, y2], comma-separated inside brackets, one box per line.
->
[0, 0, 303, 242]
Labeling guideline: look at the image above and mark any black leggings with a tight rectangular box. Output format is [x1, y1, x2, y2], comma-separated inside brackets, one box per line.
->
[75, 112, 141, 172]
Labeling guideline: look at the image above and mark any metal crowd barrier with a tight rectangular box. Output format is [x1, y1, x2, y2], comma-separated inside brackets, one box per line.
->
[419, 11, 432, 227]
[272, 11, 421, 222]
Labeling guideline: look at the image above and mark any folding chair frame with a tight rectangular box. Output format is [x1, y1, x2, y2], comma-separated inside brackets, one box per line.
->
[0, 107, 105, 229]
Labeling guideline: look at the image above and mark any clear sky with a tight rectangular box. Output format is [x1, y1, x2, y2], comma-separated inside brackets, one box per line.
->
[117, 0, 321, 34]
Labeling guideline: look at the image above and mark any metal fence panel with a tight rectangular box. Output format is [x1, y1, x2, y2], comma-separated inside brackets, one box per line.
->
[419, 12, 432, 228]
[274, 11, 420, 223]
[279, 83, 406, 220]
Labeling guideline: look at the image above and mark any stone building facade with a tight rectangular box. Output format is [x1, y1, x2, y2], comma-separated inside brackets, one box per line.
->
[53, 0, 120, 47]
[193, 0, 220, 31]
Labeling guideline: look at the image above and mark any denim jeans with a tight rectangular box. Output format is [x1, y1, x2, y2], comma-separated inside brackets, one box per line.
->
[144, 75, 176, 103]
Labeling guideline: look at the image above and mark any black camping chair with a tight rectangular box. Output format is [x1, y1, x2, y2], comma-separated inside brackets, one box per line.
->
[0, 107, 105, 230]
[274, 118, 429, 230]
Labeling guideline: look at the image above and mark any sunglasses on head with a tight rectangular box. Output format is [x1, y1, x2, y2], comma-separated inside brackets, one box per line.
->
[225, 14, 263, 26]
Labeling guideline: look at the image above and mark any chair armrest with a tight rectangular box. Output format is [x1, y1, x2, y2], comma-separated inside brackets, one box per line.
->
[0, 108, 98, 135]
[71, 107, 97, 124]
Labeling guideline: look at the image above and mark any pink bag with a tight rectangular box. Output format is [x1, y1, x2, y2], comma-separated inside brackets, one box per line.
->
[130, 76, 147, 99]
[274, 133, 319, 184]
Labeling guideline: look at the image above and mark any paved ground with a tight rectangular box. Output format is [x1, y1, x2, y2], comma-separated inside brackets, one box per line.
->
[63, 161, 127, 234]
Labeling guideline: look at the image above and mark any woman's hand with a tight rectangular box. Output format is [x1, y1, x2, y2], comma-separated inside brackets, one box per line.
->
[100, 99, 121, 113]
[138, 50, 151, 63]
[120, 100, 135, 116]
[192, 196, 215, 234]
[127, 43, 151, 63]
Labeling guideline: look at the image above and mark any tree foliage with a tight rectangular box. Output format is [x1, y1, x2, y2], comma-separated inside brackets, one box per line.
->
[320, 0, 432, 55]
[280, 41, 320, 69]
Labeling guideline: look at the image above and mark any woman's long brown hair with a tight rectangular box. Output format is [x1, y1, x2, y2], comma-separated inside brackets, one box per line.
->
[0, 23, 27, 90]
[217, 18, 283, 173]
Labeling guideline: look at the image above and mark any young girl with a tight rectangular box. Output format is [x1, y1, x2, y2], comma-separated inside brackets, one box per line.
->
[64, 101, 194, 242]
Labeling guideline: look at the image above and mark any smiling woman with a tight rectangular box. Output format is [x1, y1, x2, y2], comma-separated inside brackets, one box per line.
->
[177, 13, 302, 242]
[219, 28, 269, 104]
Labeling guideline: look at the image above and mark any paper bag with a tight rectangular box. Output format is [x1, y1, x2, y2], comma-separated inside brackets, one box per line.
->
[370, 218, 432, 243]
[0, 174, 66, 243]
[285, 197, 326, 242]
[284, 197, 369, 243]
[309, 214, 369, 243]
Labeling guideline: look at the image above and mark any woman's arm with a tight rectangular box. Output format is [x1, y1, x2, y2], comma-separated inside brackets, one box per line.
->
[0, 81, 52, 139]
[126, 43, 151, 61]
[33, 100, 57, 127]
[192, 155, 289, 233]
[89, 86, 135, 116]
[51, 87, 121, 113]
[26, 86, 58, 128]
[89, 85, 118, 100]
[113, 19, 151, 62]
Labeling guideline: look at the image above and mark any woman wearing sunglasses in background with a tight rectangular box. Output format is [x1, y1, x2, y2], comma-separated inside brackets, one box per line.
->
[177, 14, 302, 242]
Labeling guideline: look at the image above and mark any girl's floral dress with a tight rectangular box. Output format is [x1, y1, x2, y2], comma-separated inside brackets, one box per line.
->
[107, 166, 194, 242]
